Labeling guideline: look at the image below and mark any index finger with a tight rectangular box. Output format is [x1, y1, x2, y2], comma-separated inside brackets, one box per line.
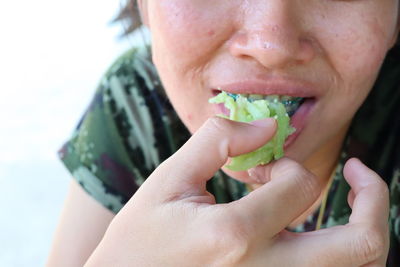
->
[149, 117, 277, 199]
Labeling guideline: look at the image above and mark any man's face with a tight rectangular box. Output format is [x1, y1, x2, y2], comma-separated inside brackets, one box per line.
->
[140, 0, 399, 183]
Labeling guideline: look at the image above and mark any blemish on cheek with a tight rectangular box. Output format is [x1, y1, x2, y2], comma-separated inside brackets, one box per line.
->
[272, 25, 279, 32]
[207, 30, 215, 36]
[187, 114, 193, 121]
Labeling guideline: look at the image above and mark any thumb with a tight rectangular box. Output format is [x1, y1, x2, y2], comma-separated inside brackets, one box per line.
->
[147, 116, 277, 202]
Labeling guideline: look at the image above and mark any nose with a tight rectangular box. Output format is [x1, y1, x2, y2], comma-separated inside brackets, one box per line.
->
[229, 1, 316, 69]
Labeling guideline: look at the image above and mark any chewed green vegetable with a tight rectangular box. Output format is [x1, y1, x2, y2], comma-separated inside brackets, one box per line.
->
[209, 91, 295, 171]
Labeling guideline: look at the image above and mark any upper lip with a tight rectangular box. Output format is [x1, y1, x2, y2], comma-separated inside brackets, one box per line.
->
[213, 77, 319, 98]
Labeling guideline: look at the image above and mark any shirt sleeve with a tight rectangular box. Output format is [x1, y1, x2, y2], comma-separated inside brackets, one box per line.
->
[58, 46, 166, 213]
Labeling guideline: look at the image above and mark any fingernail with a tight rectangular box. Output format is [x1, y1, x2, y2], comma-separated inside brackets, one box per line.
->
[349, 158, 378, 187]
[249, 118, 275, 128]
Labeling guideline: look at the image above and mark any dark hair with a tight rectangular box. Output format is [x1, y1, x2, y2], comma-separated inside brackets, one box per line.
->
[112, 0, 141, 37]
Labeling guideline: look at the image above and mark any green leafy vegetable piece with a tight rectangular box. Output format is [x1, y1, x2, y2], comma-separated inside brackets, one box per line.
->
[209, 91, 295, 171]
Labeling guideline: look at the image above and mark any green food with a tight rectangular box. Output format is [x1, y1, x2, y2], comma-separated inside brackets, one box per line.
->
[209, 91, 295, 171]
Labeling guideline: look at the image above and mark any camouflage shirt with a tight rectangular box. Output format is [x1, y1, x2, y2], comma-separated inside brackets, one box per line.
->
[58, 44, 400, 265]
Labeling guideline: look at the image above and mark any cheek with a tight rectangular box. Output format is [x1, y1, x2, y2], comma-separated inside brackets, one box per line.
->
[339, 25, 388, 80]
[316, 7, 396, 103]
[149, 1, 235, 69]
[327, 35, 386, 120]
[147, 2, 238, 132]
[337, 36, 386, 102]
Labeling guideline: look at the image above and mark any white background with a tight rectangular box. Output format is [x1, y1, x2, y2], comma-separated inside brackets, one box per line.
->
[0, 1, 148, 265]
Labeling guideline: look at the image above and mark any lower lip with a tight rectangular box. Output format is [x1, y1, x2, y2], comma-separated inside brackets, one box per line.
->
[284, 98, 315, 149]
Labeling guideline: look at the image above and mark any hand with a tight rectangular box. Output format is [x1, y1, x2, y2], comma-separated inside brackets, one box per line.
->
[85, 117, 389, 267]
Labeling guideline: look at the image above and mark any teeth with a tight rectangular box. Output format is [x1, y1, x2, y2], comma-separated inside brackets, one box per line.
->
[227, 92, 238, 100]
[284, 98, 304, 117]
[248, 94, 263, 100]
[246, 94, 301, 102]
[229, 93, 305, 117]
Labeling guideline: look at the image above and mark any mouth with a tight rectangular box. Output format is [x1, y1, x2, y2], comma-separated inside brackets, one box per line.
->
[212, 90, 309, 117]
[211, 88, 316, 149]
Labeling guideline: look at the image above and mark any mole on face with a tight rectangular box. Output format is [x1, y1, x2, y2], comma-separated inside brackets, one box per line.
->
[207, 30, 215, 37]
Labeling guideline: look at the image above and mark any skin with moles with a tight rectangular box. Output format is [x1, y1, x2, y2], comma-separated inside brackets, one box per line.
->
[139, 0, 399, 223]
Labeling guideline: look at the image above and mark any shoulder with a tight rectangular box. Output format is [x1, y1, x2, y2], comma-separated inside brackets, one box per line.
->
[58, 45, 171, 213]
[97, 45, 168, 111]
[105, 45, 161, 90]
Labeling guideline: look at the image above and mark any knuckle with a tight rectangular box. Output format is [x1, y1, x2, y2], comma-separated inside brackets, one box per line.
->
[274, 158, 307, 178]
[206, 116, 231, 134]
[298, 172, 320, 200]
[377, 180, 389, 196]
[201, 117, 231, 158]
[275, 159, 320, 199]
[207, 211, 252, 264]
[353, 225, 386, 262]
